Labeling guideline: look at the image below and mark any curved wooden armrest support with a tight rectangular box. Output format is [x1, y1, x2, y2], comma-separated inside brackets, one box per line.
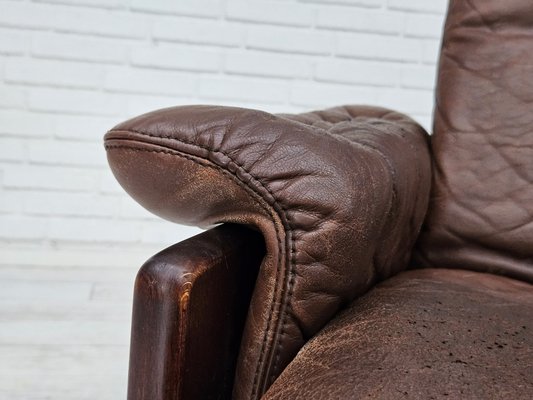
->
[128, 224, 265, 400]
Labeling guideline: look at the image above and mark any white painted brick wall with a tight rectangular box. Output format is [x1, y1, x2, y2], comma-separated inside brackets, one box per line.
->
[0, 0, 447, 266]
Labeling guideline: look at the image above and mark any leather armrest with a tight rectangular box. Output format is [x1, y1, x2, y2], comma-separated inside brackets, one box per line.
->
[104, 104, 431, 398]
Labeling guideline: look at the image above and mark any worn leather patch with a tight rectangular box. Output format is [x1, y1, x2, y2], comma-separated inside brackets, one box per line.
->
[264, 269, 533, 399]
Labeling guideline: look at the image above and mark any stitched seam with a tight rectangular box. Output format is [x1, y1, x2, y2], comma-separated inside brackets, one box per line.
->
[270, 217, 296, 388]
[105, 136, 294, 399]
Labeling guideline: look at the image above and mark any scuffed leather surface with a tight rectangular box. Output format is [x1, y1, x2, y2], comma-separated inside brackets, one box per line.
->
[413, 0, 533, 282]
[264, 269, 533, 400]
[104, 105, 431, 399]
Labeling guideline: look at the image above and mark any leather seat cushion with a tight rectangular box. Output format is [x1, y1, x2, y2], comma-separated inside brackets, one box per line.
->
[263, 268, 533, 399]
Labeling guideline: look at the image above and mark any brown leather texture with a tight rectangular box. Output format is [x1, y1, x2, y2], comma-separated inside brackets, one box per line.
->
[263, 269, 533, 400]
[413, 0, 533, 283]
[104, 105, 431, 399]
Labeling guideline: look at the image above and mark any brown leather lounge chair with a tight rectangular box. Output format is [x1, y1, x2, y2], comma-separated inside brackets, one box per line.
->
[104, 1, 533, 399]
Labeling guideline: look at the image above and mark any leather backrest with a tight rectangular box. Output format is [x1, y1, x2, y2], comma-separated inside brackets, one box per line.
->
[413, 0, 533, 282]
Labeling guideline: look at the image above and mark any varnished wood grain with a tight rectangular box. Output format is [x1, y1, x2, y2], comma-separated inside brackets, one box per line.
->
[128, 224, 264, 400]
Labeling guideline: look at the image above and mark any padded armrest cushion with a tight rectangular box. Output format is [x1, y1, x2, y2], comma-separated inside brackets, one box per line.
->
[104, 104, 431, 399]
